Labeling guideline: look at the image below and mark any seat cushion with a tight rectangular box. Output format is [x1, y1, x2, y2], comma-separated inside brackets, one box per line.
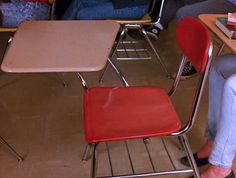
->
[84, 87, 182, 143]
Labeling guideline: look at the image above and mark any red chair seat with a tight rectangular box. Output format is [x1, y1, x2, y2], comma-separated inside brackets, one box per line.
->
[84, 87, 182, 143]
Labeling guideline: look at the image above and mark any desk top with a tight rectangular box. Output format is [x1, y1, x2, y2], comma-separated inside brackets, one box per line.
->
[1, 20, 119, 73]
[199, 14, 236, 53]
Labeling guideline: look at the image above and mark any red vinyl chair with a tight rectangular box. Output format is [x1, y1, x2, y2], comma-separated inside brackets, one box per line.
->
[80, 17, 213, 178]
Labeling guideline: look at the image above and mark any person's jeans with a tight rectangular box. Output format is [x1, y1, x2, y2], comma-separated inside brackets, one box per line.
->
[206, 55, 236, 168]
[176, 0, 236, 22]
[0, 0, 50, 27]
[61, 0, 148, 20]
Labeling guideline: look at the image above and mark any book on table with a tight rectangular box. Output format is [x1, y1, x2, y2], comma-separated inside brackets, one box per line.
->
[215, 17, 236, 39]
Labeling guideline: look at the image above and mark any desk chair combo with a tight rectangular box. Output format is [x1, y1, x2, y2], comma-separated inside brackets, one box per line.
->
[0, 0, 56, 162]
[79, 17, 213, 178]
[99, 0, 170, 85]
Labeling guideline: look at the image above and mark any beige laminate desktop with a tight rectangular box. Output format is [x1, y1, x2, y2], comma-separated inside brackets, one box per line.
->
[1, 20, 119, 73]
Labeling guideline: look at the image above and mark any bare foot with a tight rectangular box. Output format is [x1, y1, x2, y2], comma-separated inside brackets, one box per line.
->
[197, 139, 213, 158]
[201, 165, 232, 178]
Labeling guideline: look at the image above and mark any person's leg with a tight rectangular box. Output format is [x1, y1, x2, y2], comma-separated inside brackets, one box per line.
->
[146, 0, 206, 37]
[24, 2, 50, 20]
[196, 55, 236, 159]
[159, 0, 185, 29]
[197, 55, 236, 177]
[78, 2, 148, 20]
[61, 0, 109, 20]
[201, 55, 236, 178]
[0, 0, 50, 27]
[176, 0, 236, 22]
[146, 0, 186, 37]
[209, 68, 236, 168]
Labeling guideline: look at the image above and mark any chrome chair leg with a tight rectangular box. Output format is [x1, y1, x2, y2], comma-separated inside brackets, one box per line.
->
[216, 43, 225, 57]
[177, 136, 184, 151]
[99, 61, 109, 84]
[99, 28, 128, 85]
[91, 143, 98, 178]
[107, 58, 129, 87]
[0, 136, 23, 162]
[56, 73, 68, 87]
[141, 28, 171, 78]
[82, 144, 91, 161]
[76, 73, 88, 90]
[180, 135, 200, 178]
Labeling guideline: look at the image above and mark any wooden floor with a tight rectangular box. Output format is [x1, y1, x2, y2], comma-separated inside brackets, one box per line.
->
[0, 20, 235, 178]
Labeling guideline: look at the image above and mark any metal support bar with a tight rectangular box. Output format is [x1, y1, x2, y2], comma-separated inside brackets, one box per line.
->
[56, 73, 68, 87]
[216, 43, 225, 56]
[91, 143, 98, 178]
[107, 59, 129, 87]
[98, 169, 193, 178]
[143, 138, 156, 172]
[99, 28, 127, 84]
[76, 72, 88, 90]
[0, 136, 23, 162]
[140, 28, 170, 77]
[179, 135, 200, 178]
[50, 0, 56, 20]
[161, 138, 176, 170]
[106, 143, 114, 176]
[82, 144, 91, 161]
[124, 141, 135, 174]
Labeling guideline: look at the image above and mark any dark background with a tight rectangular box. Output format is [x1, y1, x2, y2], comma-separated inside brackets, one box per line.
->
[55, 0, 72, 18]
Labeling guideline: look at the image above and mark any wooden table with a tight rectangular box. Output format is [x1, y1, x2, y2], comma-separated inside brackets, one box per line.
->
[199, 14, 236, 53]
[1, 20, 119, 73]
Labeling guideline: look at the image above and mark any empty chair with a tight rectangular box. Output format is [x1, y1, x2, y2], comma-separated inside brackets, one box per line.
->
[99, 0, 170, 84]
[79, 16, 213, 178]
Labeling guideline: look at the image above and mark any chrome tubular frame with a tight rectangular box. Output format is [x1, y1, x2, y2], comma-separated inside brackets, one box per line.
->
[172, 42, 213, 136]
[99, 29, 129, 86]
[82, 144, 92, 161]
[216, 43, 225, 56]
[87, 138, 199, 178]
[140, 27, 170, 77]
[56, 73, 68, 87]
[76, 72, 88, 90]
[0, 136, 23, 162]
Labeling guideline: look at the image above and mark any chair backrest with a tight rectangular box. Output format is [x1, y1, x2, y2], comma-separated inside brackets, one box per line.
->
[176, 17, 211, 74]
[171, 17, 213, 135]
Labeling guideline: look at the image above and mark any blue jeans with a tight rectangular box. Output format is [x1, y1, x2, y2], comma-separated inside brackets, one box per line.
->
[61, 0, 148, 20]
[0, 0, 50, 27]
[176, 0, 236, 22]
[206, 55, 236, 168]
[157, 0, 236, 29]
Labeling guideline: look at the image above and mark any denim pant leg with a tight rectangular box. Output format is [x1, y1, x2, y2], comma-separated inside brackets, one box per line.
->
[159, 0, 185, 28]
[176, 0, 236, 22]
[0, 0, 50, 27]
[206, 55, 236, 168]
[61, 0, 109, 20]
[78, 3, 148, 20]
